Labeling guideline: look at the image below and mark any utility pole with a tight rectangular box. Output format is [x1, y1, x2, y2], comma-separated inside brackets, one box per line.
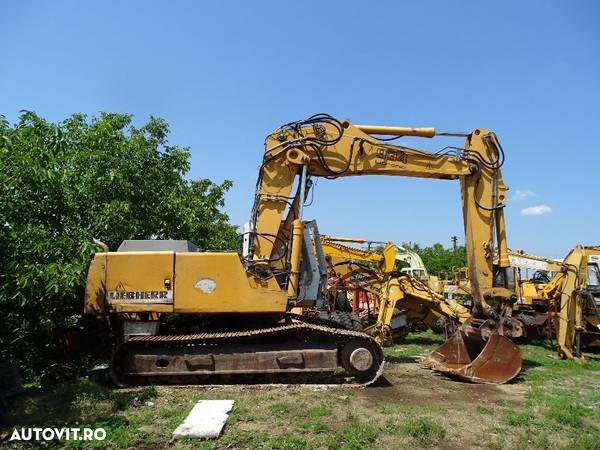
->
[451, 235, 458, 251]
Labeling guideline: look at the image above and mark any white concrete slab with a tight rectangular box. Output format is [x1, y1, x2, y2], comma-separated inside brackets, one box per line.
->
[172, 399, 234, 439]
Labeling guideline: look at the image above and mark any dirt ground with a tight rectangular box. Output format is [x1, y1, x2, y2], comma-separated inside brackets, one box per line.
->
[155, 361, 530, 450]
[362, 361, 526, 408]
[5, 332, 600, 449]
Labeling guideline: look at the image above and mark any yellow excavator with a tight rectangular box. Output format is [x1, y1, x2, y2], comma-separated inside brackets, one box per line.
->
[445, 250, 564, 337]
[509, 250, 563, 301]
[319, 235, 470, 343]
[507, 250, 564, 338]
[443, 266, 472, 304]
[84, 114, 522, 384]
[540, 246, 600, 359]
[319, 236, 393, 322]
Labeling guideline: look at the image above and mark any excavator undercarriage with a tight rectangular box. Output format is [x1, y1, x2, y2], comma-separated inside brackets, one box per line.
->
[110, 316, 384, 386]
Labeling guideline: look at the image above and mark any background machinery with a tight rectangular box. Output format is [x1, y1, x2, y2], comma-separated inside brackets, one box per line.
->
[85, 113, 522, 384]
[443, 266, 472, 305]
[319, 236, 392, 331]
[507, 250, 563, 339]
[319, 235, 470, 343]
[539, 246, 600, 359]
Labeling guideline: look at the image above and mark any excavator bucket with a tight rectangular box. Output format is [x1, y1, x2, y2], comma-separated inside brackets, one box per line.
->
[418, 330, 521, 384]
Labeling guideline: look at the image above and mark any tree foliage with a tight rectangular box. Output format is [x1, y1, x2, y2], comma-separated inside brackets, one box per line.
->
[406, 242, 468, 278]
[0, 111, 238, 374]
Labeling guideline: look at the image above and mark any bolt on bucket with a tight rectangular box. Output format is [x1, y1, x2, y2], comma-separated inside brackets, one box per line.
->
[418, 330, 522, 384]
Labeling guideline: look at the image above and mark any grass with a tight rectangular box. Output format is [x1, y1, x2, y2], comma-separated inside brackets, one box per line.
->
[383, 330, 445, 362]
[470, 338, 600, 450]
[3, 330, 600, 449]
[268, 400, 291, 414]
[313, 420, 330, 433]
[404, 416, 446, 446]
[477, 405, 495, 415]
[308, 403, 332, 418]
[503, 408, 534, 426]
[264, 434, 308, 450]
[327, 420, 379, 450]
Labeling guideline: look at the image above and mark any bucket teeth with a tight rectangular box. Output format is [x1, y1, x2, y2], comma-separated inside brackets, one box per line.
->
[418, 330, 522, 384]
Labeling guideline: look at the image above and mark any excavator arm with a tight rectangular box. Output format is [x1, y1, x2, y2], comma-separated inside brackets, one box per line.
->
[320, 236, 397, 274]
[247, 114, 511, 325]
[374, 274, 472, 342]
[244, 114, 522, 383]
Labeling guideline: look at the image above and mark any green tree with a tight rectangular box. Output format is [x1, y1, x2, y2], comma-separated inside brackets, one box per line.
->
[0, 111, 238, 375]
[406, 242, 467, 278]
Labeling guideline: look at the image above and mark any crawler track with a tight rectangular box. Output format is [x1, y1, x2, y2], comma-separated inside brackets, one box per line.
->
[111, 318, 384, 386]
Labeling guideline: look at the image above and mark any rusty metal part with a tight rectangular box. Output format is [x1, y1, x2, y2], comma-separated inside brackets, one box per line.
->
[418, 330, 522, 384]
[122, 344, 337, 376]
[111, 321, 384, 386]
[513, 310, 551, 339]
[581, 333, 600, 348]
[345, 345, 374, 373]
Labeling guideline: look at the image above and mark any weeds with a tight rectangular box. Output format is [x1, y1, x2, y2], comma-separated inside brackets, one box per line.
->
[543, 392, 592, 427]
[313, 420, 330, 433]
[264, 434, 308, 450]
[308, 403, 332, 418]
[503, 408, 533, 427]
[404, 416, 445, 446]
[328, 422, 378, 450]
[268, 401, 290, 414]
[477, 405, 495, 415]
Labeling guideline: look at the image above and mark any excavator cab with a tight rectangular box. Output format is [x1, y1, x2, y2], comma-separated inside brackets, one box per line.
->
[588, 259, 600, 293]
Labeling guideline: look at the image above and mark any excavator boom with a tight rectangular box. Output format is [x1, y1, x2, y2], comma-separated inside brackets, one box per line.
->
[249, 116, 511, 308]
[245, 114, 522, 383]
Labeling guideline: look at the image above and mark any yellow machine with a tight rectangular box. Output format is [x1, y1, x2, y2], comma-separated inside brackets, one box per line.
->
[85, 114, 522, 384]
[539, 246, 600, 359]
[319, 236, 392, 314]
[505, 250, 564, 338]
[317, 236, 392, 333]
[445, 250, 562, 303]
[319, 235, 470, 343]
[320, 236, 395, 267]
[509, 250, 562, 304]
[443, 266, 472, 304]
[321, 235, 439, 292]
[376, 274, 472, 344]
[445, 250, 564, 338]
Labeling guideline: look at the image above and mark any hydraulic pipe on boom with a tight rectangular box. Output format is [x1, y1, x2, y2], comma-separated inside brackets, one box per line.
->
[355, 125, 437, 138]
[246, 113, 522, 383]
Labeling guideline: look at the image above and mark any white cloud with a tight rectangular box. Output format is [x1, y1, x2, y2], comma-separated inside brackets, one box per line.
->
[512, 189, 535, 201]
[521, 204, 552, 216]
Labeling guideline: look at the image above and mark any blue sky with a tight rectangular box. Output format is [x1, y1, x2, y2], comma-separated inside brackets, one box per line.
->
[1, 1, 598, 258]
